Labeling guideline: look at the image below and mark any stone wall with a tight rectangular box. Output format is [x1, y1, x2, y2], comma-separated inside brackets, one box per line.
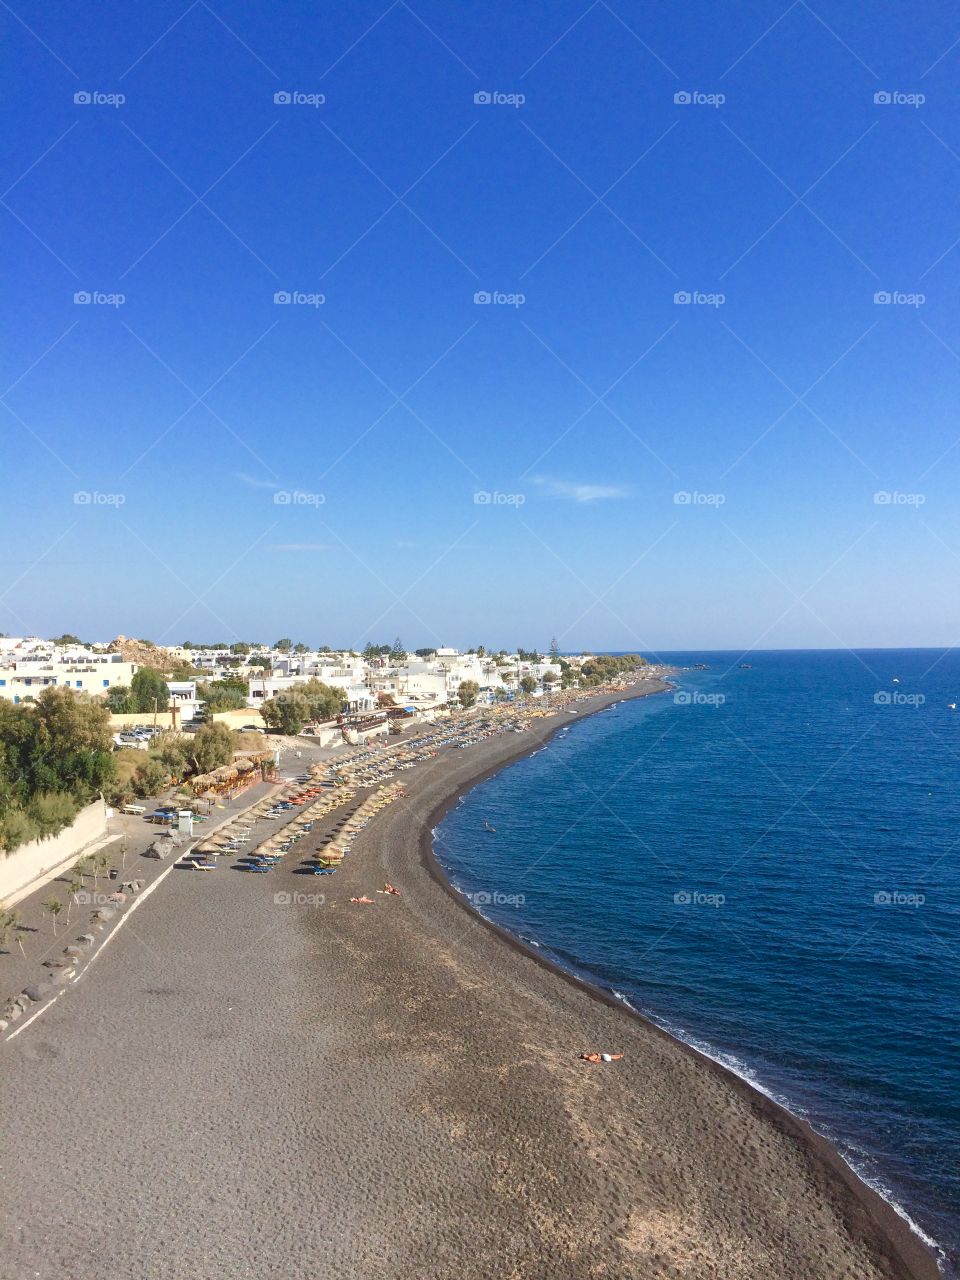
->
[0, 799, 109, 906]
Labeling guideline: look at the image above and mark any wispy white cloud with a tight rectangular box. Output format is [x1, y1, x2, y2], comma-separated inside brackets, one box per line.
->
[533, 477, 629, 503]
[268, 543, 332, 552]
[236, 472, 280, 490]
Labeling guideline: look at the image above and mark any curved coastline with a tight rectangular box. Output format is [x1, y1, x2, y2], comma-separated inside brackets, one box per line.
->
[419, 683, 943, 1280]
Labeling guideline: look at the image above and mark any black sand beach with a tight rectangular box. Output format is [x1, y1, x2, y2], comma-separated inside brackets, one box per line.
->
[0, 684, 940, 1279]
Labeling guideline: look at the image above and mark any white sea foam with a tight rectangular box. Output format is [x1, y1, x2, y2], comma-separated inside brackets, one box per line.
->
[641, 1014, 945, 1266]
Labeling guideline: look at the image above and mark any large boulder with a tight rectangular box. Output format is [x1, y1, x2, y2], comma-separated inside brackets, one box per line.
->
[23, 982, 54, 1002]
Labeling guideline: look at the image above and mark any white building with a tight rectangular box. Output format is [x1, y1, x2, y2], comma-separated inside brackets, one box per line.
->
[0, 644, 138, 704]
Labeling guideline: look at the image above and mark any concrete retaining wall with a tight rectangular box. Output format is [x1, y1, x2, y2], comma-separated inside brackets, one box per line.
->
[0, 799, 109, 906]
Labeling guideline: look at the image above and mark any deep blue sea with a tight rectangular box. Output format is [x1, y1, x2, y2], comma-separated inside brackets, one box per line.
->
[434, 650, 960, 1272]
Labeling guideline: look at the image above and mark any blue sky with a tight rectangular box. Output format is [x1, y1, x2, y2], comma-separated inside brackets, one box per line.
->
[2, 0, 959, 653]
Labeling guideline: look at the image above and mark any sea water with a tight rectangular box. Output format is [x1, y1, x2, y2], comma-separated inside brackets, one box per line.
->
[434, 649, 960, 1271]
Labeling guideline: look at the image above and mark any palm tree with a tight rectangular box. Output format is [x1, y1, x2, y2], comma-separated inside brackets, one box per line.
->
[2, 909, 25, 956]
[65, 874, 83, 924]
[43, 897, 62, 936]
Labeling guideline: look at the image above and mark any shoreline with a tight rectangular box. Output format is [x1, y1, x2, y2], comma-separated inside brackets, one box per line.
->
[416, 682, 942, 1280]
[0, 678, 946, 1279]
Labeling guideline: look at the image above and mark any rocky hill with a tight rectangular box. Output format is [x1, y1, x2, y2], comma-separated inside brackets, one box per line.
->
[107, 635, 175, 670]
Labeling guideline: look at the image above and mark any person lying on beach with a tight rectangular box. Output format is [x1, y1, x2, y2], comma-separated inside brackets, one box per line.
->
[350, 895, 373, 905]
[579, 1052, 624, 1063]
[382, 882, 401, 896]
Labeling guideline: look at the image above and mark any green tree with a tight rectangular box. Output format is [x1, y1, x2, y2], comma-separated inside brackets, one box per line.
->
[389, 636, 406, 662]
[197, 678, 247, 712]
[260, 695, 305, 735]
[52, 633, 81, 646]
[542, 671, 557, 685]
[105, 685, 135, 713]
[248, 656, 271, 669]
[549, 637, 560, 661]
[293, 642, 310, 654]
[130, 668, 169, 715]
[519, 676, 538, 695]
[156, 737, 191, 776]
[133, 758, 168, 798]
[261, 680, 347, 735]
[191, 723, 237, 773]
[0, 908, 25, 955]
[230, 642, 251, 655]
[458, 680, 480, 709]
[275, 638, 292, 653]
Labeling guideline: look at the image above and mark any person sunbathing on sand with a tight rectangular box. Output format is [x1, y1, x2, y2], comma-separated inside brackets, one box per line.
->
[383, 882, 401, 896]
[579, 1052, 624, 1063]
[350, 895, 373, 904]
